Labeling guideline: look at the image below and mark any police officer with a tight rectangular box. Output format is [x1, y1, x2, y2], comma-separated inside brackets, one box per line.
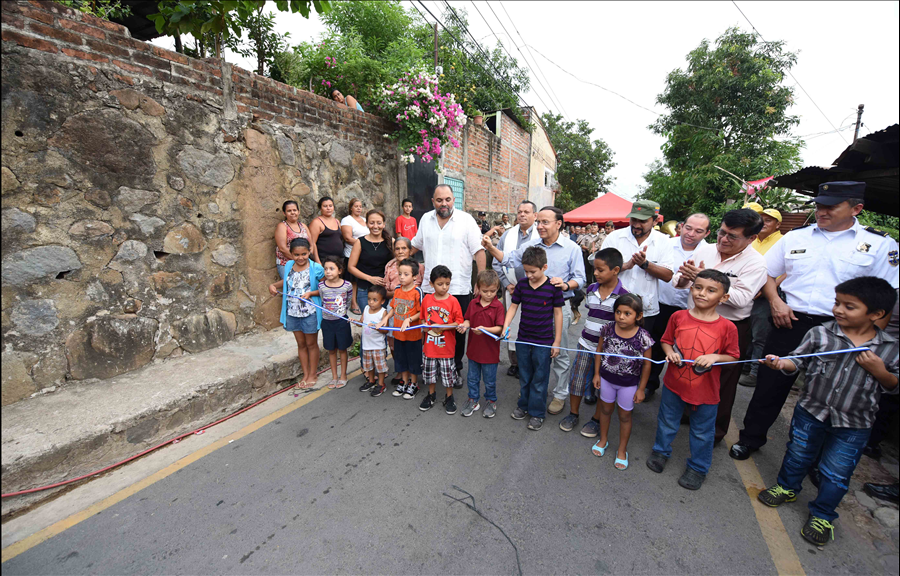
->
[730, 181, 900, 460]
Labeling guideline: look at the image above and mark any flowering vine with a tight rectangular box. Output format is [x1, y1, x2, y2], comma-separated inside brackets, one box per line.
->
[378, 70, 467, 166]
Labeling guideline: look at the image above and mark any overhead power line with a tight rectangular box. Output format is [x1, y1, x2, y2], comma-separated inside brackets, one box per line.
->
[498, 1, 571, 120]
[731, 0, 849, 144]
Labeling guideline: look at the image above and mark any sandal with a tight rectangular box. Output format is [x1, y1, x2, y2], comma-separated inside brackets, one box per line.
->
[591, 440, 609, 457]
[615, 452, 629, 470]
[335, 379, 347, 389]
[326, 379, 338, 389]
[350, 305, 362, 315]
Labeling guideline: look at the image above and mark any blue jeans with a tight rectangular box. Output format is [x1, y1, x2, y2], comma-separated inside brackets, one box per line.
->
[776, 405, 870, 522]
[356, 287, 368, 311]
[652, 386, 717, 475]
[467, 359, 498, 402]
[517, 343, 552, 418]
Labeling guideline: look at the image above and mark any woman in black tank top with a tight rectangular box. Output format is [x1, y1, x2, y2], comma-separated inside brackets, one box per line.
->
[309, 197, 345, 263]
[348, 209, 393, 310]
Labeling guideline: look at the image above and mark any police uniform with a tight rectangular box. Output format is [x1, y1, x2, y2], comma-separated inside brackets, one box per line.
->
[734, 182, 900, 456]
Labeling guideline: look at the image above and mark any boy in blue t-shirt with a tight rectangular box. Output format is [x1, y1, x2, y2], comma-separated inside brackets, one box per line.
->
[500, 246, 564, 431]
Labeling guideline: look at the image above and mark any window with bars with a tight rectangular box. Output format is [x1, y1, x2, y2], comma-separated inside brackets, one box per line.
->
[443, 177, 465, 210]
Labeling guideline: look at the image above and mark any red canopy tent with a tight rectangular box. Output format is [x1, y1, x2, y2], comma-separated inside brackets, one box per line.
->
[563, 193, 663, 226]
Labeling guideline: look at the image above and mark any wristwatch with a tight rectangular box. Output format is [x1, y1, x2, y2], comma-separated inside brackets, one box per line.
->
[639, 261, 650, 270]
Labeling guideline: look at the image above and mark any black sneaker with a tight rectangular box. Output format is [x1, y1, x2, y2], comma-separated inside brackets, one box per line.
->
[511, 407, 527, 420]
[402, 382, 420, 400]
[443, 394, 457, 415]
[758, 484, 797, 507]
[419, 392, 436, 411]
[391, 375, 404, 386]
[800, 515, 834, 546]
[370, 384, 386, 397]
[728, 442, 756, 460]
[359, 379, 375, 392]
[527, 416, 544, 431]
[583, 395, 598, 406]
[559, 413, 579, 432]
[392, 381, 406, 397]
[678, 467, 705, 490]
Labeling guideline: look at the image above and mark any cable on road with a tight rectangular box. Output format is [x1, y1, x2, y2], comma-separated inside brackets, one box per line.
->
[443, 485, 523, 576]
[1, 360, 355, 499]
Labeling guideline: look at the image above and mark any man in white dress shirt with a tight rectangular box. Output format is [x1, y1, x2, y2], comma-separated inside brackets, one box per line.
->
[600, 200, 676, 335]
[730, 181, 900, 460]
[412, 184, 486, 378]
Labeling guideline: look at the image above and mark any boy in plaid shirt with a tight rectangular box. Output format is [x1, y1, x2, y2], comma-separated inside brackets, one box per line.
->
[757, 277, 898, 546]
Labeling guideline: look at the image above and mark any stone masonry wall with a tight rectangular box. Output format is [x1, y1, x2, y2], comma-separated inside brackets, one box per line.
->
[442, 111, 531, 222]
[1, 0, 401, 405]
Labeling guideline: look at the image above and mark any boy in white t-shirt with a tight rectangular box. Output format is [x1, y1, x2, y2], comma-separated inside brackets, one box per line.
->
[359, 285, 392, 397]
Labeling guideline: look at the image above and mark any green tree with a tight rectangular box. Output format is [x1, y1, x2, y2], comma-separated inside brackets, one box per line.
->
[540, 113, 616, 212]
[640, 27, 804, 220]
[229, 5, 289, 75]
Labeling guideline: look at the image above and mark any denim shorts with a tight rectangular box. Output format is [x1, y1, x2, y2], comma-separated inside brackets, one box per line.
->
[321, 319, 352, 350]
[284, 313, 318, 334]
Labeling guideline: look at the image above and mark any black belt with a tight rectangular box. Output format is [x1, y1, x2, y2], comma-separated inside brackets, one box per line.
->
[794, 311, 832, 323]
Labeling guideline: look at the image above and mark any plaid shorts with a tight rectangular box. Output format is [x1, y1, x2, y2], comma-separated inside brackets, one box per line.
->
[568, 344, 597, 397]
[362, 348, 389, 374]
[422, 356, 457, 388]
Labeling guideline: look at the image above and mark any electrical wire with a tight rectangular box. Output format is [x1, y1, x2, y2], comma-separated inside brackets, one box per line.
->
[499, 1, 571, 120]
[731, 0, 849, 144]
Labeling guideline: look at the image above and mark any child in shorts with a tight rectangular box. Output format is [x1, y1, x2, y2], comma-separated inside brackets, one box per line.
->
[588, 294, 654, 470]
[317, 256, 353, 389]
[419, 265, 464, 414]
[391, 258, 424, 399]
[359, 285, 392, 397]
[560, 247, 627, 434]
[268, 238, 324, 392]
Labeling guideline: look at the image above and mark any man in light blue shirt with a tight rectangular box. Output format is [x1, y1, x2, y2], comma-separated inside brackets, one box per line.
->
[482, 206, 586, 416]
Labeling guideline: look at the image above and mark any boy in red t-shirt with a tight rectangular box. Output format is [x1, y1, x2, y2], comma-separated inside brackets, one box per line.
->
[459, 270, 506, 418]
[419, 265, 464, 414]
[395, 198, 418, 240]
[647, 269, 740, 491]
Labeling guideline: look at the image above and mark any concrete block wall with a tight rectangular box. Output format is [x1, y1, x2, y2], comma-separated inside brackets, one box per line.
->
[1, 0, 402, 405]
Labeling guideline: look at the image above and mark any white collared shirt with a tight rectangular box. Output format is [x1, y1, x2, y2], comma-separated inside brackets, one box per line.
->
[412, 208, 484, 295]
[673, 244, 768, 322]
[600, 228, 676, 316]
[658, 237, 717, 310]
[766, 218, 900, 316]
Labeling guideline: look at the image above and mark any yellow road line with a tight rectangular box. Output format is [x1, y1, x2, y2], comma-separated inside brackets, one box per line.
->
[1, 380, 346, 564]
[725, 420, 805, 576]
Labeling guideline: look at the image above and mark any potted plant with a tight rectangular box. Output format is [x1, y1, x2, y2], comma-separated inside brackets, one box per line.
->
[472, 110, 484, 126]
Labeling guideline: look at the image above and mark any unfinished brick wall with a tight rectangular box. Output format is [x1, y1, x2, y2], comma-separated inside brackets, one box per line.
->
[442, 112, 532, 220]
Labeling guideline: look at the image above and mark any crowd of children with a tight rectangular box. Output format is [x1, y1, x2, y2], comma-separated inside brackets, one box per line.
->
[270, 212, 898, 549]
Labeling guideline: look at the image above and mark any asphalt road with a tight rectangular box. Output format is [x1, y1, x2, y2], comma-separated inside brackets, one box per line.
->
[2, 320, 895, 575]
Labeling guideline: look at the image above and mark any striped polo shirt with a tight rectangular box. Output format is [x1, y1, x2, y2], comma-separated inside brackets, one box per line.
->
[578, 280, 629, 350]
[511, 277, 565, 345]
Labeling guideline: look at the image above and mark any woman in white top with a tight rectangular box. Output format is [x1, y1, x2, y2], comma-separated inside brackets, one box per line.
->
[340, 197, 369, 314]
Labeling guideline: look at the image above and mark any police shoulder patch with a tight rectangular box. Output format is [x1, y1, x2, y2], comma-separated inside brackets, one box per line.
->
[864, 226, 889, 238]
[889, 249, 899, 267]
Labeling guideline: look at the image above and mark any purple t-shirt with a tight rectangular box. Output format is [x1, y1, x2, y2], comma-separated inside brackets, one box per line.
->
[318, 280, 352, 321]
[598, 322, 654, 387]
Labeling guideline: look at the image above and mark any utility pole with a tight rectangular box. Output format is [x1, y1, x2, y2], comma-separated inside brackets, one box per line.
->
[433, 23, 439, 69]
[853, 103, 864, 142]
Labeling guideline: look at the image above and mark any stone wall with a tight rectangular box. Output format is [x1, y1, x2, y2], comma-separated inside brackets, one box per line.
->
[1, 0, 401, 405]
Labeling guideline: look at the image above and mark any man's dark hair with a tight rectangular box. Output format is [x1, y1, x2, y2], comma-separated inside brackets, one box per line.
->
[844, 197, 865, 208]
[430, 264, 452, 283]
[696, 269, 731, 293]
[398, 258, 419, 277]
[721, 208, 763, 237]
[595, 247, 624, 271]
[402, 197, 414, 206]
[834, 276, 896, 318]
[521, 245, 547, 268]
[367, 285, 388, 301]
[518, 200, 537, 213]
[540, 206, 565, 226]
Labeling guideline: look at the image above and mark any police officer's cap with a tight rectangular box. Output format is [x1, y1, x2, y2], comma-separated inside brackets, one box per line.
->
[814, 181, 866, 206]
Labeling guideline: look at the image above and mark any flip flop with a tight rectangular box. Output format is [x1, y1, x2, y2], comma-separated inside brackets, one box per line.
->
[326, 379, 338, 389]
[335, 379, 347, 389]
[350, 306, 362, 315]
[591, 440, 609, 457]
[615, 452, 629, 470]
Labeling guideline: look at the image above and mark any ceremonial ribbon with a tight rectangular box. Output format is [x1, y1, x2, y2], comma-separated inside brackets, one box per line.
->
[279, 292, 870, 367]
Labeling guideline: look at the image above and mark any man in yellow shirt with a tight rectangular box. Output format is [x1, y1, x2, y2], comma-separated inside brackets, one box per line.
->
[741, 206, 784, 386]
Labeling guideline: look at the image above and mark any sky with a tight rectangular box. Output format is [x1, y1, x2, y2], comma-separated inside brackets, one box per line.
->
[152, 1, 900, 202]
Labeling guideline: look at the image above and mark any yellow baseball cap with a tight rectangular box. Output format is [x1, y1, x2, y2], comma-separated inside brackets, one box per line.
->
[745, 202, 764, 213]
[762, 208, 782, 222]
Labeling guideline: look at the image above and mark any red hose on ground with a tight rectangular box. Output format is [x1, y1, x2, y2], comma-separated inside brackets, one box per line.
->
[1, 360, 359, 499]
